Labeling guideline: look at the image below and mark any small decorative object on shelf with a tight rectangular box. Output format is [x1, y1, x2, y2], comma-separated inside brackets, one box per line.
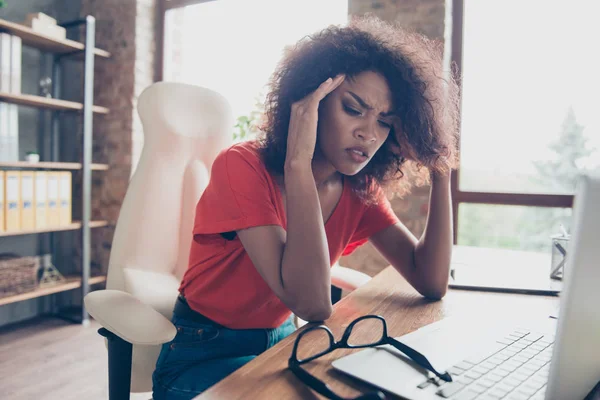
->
[38, 254, 66, 288]
[24, 12, 66, 40]
[39, 76, 52, 98]
[25, 151, 40, 163]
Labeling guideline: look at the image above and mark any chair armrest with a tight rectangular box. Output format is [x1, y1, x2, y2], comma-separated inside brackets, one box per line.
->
[330, 265, 371, 292]
[84, 289, 176, 346]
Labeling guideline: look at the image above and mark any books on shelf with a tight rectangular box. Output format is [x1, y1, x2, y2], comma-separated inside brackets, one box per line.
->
[35, 171, 47, 229]
[20, 170, 34, 230]
[0, 32, 21, 162]
[4, 170, 19, 231]
[0, 171, 4, 232]
[0, 170, 73, 232]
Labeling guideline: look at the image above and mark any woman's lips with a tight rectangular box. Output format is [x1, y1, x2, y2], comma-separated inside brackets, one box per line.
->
[346, 148, 368, 163]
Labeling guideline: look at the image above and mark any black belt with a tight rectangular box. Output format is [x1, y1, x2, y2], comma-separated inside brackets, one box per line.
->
[174, 294, 223, 328]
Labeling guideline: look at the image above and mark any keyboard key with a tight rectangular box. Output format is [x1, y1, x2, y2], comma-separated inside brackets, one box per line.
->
[514, 329, 531, 336]
[488, 387, 510, 398]
[453, 389, 479, 400]
[469, 384, 488, 394]
[514, 355, 531, 364]
[457, 375, 475, 385]
[417, 379, 434, 389]
[477, 378, 497, 388]
[486, 372, 505, 382]
[491, 368, 510, 377]
[486, 357, 504, 365]
[525, 333, 544, 342]
[503, 377, 523, 388]
[436, 382, 465, 398]
[447, 366, 465, 376]
[521, 349, 540, 358]
[505, 392, 531, 400]
[455, 360, 475, 370]
[472, 365, 492, 375]
[530, 343, 547, 351]
[511, 371, 531, 382]
[465, 370, 483, 380]
[477, 395, 504, 400]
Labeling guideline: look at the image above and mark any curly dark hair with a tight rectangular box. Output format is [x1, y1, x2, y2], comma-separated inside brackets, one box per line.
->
[259, 16, 460, 202]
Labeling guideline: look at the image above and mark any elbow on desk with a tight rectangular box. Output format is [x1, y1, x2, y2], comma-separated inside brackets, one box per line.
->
[417, 283, 448, 301]
[291, 301, 333, 322]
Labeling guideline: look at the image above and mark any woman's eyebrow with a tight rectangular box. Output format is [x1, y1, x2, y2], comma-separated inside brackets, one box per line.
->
[347, 91, 395, 117]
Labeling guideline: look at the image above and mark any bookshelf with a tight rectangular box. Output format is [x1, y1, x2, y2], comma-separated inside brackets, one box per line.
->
[0, 19, 110, 58]
[0, 220, 108, 237]
[0, 161, 109, 170]
[0, 15, 109, 325]
[0, 275, 107, 306]
[0, 91, 109, 114]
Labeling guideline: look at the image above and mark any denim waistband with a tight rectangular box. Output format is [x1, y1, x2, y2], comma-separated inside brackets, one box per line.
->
[173, 294, 224, 328]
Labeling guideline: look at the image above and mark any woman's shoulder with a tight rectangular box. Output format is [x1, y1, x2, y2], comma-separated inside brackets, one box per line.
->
[212, 140, 271, 182]
[214, 140, 264, 169]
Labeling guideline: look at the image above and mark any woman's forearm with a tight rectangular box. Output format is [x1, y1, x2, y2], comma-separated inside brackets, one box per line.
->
[414, 171, 453, 299]
[280, 160, 332, 320]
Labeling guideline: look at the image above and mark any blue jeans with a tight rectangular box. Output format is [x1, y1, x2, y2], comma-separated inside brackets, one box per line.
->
[152, 307, 296, 400]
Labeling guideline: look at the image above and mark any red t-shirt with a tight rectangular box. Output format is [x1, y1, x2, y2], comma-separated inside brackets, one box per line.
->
[179, 141, 399, 329]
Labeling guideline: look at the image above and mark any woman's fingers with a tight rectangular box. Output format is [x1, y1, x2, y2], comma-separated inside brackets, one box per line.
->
[313, 74, 345, 103]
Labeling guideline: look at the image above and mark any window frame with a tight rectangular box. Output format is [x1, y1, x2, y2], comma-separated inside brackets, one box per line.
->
[156, 0, 575, 244]
[156, 0, 217, 82]
[449, 0, 574, 243]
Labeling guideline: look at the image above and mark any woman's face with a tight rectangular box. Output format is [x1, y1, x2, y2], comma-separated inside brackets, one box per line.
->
[316, 70, 395, 176]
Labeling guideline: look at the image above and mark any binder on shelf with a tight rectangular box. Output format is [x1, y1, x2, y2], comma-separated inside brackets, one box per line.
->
[0, 33, 11, 161]
[34, 171, 47, 229]
[4, 170, 20, 231]
[20, 171, 34, 230]
[0, 33, 9, 91]
[9, 36, 21, 162]
[10, 35, 21, 94]
[58, 171, 71, 226]
[0, 171, 4, 232]
[46, 172, 60, 226]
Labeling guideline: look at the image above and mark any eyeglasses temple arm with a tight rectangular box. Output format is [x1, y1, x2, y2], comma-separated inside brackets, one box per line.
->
[289, 363, 348, 400]
[387, 337, 452, 382]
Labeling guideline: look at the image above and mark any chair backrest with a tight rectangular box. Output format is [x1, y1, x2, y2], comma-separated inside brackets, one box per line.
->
[105, 82, 233, 392]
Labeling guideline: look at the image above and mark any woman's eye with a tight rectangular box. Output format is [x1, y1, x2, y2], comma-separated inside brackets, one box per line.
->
[378, 121, 392, 130]
[343, 105, 361, 116]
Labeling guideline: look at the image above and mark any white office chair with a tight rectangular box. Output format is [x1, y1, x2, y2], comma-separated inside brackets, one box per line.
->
[83, 82, 371, 399]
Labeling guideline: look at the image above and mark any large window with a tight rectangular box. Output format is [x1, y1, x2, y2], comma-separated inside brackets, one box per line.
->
[160, 0, 347, 139]
[452, 0, 599, 252]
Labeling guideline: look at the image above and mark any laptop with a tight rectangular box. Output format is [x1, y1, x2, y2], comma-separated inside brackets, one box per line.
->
[332, 173, 600, 400]
[448, 245, 563, 296]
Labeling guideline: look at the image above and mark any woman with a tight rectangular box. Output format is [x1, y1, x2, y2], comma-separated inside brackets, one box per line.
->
[153, 15, 460, 400]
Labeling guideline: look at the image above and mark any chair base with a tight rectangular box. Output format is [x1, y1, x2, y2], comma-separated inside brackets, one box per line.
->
[99, 328, 133, 400]
[331, 286, 342, 304]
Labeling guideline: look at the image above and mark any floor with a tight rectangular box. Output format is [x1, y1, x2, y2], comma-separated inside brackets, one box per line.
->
[0, 316, 151, 400]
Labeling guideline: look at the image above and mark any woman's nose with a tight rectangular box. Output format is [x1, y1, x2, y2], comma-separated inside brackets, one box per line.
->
[355, 120, 377, 142]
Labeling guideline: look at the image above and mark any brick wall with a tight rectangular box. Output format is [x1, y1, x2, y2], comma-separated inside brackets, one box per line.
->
[341, 0, 448, 278]
[80, 0, 156, 276]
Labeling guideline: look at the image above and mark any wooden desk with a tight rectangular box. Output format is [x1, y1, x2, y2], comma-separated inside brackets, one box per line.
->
[195, 266, 559, 399]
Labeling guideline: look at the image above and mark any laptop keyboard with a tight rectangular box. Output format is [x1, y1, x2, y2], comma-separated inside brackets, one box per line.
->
[417, 328, 555, 400]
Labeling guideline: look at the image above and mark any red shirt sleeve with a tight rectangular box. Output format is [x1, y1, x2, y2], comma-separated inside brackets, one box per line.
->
[342, 187, 399, 256]
[193, 144, 281, 236]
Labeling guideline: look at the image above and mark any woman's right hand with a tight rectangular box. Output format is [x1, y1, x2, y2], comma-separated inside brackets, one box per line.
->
[285, 75, 345, 166]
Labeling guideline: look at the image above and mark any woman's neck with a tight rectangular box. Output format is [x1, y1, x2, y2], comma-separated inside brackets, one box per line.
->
[311, 149, 341, 189]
